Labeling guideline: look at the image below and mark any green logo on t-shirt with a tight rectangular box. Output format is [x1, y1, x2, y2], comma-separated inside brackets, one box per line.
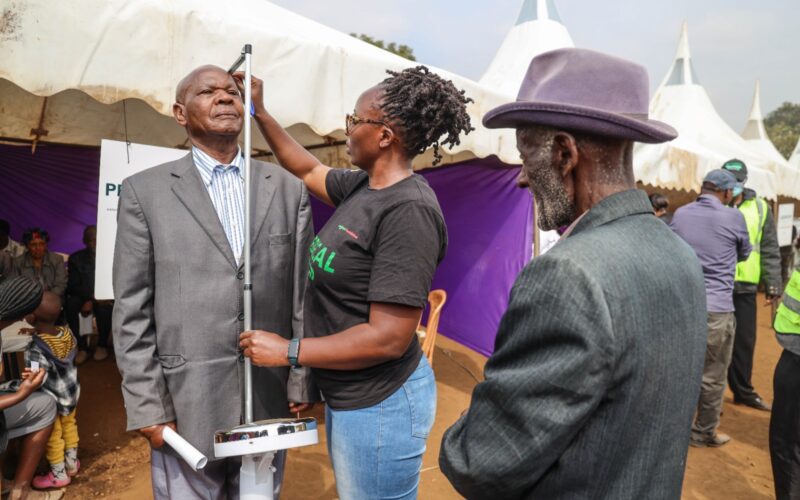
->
[308, 236, 336, 281]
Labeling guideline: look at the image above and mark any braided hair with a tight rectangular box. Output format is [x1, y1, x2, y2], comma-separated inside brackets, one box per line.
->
[0, 276, 43, 321]
[379, 66, 474, 166]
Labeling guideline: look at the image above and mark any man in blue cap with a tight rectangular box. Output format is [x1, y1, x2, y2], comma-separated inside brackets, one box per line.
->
[671, 168, 752, 447]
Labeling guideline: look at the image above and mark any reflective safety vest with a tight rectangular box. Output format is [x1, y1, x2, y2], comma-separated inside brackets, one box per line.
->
[775, 270, 800, 335]
[735, 198, 768, 284]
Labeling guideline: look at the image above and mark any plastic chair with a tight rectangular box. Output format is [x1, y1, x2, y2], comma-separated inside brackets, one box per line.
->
[417, 289, 447, 366]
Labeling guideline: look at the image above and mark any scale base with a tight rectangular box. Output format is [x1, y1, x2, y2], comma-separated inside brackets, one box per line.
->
[214, 417, 318, 458]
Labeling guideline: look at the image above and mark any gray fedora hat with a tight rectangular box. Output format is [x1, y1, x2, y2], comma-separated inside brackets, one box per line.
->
[483, 48, 678, 144]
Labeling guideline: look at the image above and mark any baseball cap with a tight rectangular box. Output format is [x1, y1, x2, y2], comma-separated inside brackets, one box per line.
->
[722, 159, 748, 183]
[703, 169, 738, 191]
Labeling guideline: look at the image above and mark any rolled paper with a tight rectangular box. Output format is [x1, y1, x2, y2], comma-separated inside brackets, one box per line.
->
[162, 426, 208, 471]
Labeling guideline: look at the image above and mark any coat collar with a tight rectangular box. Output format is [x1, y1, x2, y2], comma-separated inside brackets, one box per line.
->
[170, 153, 275, 271]
[568, 189, 654, 239]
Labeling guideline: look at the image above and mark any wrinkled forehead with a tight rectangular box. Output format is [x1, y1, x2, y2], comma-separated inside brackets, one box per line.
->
[177, 66, 237, 101]
[190, 70, 236, 93]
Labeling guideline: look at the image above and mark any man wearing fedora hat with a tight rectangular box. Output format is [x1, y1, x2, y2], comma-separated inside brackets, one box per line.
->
[439, 48, 707, 498]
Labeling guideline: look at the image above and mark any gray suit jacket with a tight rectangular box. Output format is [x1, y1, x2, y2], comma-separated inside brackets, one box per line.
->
[440, 189, 707, 499]
[112, 153, 317, 460]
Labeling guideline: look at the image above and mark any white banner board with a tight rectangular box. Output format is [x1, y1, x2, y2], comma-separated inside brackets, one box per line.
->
[777, 203, 795, 248]
[95, 140, 188, 299]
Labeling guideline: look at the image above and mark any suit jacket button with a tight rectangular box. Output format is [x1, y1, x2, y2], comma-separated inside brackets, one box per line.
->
[237, 271, 244, 280]
[238, 312, 245, 321]
[238, 352, 244, 362]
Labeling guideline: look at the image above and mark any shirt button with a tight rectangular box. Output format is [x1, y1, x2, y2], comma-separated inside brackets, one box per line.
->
[237, 271, 244, 280]
[238, 312, 245, 321]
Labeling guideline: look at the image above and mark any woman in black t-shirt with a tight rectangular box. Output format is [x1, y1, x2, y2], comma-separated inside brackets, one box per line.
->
[234, 66, 472, 499]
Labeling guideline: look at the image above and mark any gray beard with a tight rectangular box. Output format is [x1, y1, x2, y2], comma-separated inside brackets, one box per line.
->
[530, 163, 576, 231]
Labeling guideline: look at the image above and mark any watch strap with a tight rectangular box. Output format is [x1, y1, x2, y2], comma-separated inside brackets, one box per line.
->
[288, 338, 301, 367]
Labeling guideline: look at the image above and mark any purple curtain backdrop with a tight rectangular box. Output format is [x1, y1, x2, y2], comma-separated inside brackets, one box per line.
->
[312, 158, 533, 356]
[0, 144, 532, 356]
[0, 143, 100, 254]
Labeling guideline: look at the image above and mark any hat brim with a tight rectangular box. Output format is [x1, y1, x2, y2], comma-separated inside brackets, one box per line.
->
[483, 101, 677, 144]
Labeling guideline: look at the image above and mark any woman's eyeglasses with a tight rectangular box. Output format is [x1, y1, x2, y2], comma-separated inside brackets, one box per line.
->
[345, 113, 392, 136]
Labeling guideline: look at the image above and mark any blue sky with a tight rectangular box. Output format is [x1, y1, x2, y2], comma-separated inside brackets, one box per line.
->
[271, 0, 798, 131]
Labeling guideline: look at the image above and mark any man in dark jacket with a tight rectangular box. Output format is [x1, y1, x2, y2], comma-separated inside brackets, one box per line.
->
[439, 49, 707, 499]
[722, 159, 782, 411]
[66, 225, 112, 364]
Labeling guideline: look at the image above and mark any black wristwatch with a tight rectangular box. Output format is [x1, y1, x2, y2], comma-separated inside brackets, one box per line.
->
[288, 338, 301, 367]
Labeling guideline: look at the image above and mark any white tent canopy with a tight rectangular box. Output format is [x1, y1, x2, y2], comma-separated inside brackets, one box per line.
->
[790, 138, 800, 171]
[634, 23, 778, 200]
[0, 0, 519, 167]
[741, 80, 800, 198]
[479, 0, 574, 98]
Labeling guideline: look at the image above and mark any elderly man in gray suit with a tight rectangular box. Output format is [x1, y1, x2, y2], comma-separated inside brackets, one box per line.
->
[440, 49, 708, 498]
[112, 65, 317, 499]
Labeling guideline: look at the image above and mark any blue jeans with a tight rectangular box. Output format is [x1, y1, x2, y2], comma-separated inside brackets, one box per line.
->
[326, 357, 436, 500]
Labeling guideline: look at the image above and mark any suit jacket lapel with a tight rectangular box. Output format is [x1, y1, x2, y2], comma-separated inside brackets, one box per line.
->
[171, 154, 238, 270]
[249, 161, 275, 252]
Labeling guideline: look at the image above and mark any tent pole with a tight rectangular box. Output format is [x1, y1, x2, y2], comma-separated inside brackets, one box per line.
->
[29, 97, 49, 155]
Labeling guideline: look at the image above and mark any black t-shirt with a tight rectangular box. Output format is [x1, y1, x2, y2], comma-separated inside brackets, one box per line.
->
[305, 168, 447, 409]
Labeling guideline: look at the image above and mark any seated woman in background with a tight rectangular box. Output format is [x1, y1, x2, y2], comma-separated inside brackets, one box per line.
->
[13, 228, 66, 301]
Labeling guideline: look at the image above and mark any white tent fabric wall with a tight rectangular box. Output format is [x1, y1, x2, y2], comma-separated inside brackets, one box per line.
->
[741, 80, 800, 198]
[479, 0, 574, 98]
[634, 22, 778, 200]
[0, 0, 518, 167]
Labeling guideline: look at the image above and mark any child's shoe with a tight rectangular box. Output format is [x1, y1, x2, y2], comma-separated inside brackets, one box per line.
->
[32, 463, 70, 490]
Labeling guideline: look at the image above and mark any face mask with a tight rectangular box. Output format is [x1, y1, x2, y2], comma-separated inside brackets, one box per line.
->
[733, 186, 743, 197]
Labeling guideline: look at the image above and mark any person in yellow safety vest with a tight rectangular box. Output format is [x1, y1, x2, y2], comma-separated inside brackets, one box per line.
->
[770, 265, 800, 499]
[722, 159, 782, 413]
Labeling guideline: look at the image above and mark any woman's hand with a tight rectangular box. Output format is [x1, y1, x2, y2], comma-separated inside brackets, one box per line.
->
[232, 72, 266, 116]
[239, 330, 290, 367]
[18, 368, 46, 396]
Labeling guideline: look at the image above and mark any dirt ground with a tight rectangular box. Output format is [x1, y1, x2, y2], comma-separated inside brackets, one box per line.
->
[55, 296, 781, 499]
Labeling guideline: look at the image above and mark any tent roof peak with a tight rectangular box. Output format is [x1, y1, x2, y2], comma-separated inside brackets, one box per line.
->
[742, 79, 770, 141]
[663, 21, 700, 87]
[516, 0, 563, 25]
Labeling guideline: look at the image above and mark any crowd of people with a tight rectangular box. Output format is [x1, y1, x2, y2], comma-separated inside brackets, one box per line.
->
[652, 161, 800, 498]
[0, 221, 112, 499]
[1, 46, 799, 500]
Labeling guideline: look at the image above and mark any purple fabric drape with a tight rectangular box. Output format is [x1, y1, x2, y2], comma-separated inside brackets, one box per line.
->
[1, 144, 532, 356]
[0, 144, 100, 254]
[311, 158, 533, 356]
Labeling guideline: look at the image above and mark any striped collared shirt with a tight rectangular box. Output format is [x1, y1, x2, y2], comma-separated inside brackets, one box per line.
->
[192, 146, 246, 265]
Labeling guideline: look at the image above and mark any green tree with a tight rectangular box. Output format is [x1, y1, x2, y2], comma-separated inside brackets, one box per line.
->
[350, 33, 416, 61]
[764, 102, 800, 159]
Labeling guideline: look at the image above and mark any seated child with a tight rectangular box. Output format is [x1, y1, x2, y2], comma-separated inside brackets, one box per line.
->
[21, 292, 81, 489]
